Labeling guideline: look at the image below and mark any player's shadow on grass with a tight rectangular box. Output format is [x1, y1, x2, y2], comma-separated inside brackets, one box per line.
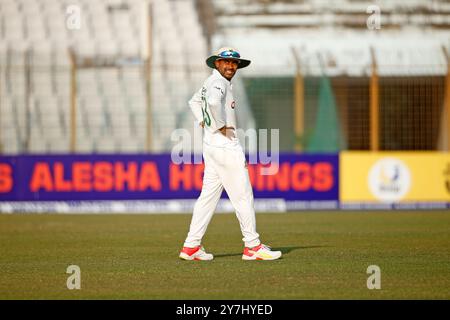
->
[215, 245, 327, 258]
[273, 245, 327, 254]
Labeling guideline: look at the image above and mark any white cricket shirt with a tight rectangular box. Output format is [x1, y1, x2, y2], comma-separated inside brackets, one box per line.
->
[189, 69, 240, 149]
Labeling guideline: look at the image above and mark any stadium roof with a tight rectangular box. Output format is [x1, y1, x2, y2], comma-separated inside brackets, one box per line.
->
[210, 0, 450, 77]
[212, 28, 450, 77]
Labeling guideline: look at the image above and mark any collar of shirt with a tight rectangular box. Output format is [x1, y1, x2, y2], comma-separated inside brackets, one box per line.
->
[212, 68, 232, 84]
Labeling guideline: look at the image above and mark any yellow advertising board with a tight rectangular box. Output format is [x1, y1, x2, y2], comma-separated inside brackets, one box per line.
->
[340, 152, 450, 203]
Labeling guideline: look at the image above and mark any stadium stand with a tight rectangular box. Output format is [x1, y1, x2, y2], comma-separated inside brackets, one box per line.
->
[209, 0, 450, 151]
[0, 0, 210, 154]
[210, 0, 450, 76]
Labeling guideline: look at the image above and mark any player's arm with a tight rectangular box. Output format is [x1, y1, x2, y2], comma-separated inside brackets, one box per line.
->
[188, 89, 205, 127]
[206, 80, 226, 132]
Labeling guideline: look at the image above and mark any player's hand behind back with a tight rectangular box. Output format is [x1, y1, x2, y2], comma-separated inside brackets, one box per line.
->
[219, 126, 235, 140]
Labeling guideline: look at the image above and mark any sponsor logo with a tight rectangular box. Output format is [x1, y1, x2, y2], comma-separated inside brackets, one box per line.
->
[0, 155, 338, 201]
[201, 87, 211, 126]
[214, 86, 224, 95]
[368, 158, 411, 202]
[0, 163, 13, 193]
[444, 163, 450, 194]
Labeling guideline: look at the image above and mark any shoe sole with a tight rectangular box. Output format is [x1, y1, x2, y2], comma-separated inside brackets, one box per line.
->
[242, 253, 282, 261]
[179, 252, 213, 261]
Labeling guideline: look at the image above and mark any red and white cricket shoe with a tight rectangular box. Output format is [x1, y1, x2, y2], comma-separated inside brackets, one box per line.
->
[242, 244, 282, 261]
[179, 245, 214, 261]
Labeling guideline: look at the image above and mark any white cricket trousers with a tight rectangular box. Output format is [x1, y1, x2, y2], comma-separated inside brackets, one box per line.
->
[183, 143, 261, 248]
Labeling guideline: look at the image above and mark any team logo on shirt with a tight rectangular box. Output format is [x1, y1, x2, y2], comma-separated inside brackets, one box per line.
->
[231, 101, 235, 109]
[214, 86, 224, 95]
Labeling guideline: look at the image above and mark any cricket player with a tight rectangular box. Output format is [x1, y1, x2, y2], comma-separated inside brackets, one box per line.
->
[179, 47, 282, 261]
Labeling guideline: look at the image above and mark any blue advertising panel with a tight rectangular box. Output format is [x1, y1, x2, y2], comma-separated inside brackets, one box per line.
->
[0, 154, 339, 203]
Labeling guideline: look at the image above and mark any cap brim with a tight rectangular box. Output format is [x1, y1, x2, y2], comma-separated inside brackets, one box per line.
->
[206, 55, 251, 69]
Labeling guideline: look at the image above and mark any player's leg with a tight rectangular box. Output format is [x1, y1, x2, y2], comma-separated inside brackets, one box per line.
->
[181, 147, 223, 259]
[213, 146, 282, 260]
[216, 147, 260, 247]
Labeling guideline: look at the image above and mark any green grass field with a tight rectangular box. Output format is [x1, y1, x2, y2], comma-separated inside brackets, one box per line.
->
[0, 211, 449, 299]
